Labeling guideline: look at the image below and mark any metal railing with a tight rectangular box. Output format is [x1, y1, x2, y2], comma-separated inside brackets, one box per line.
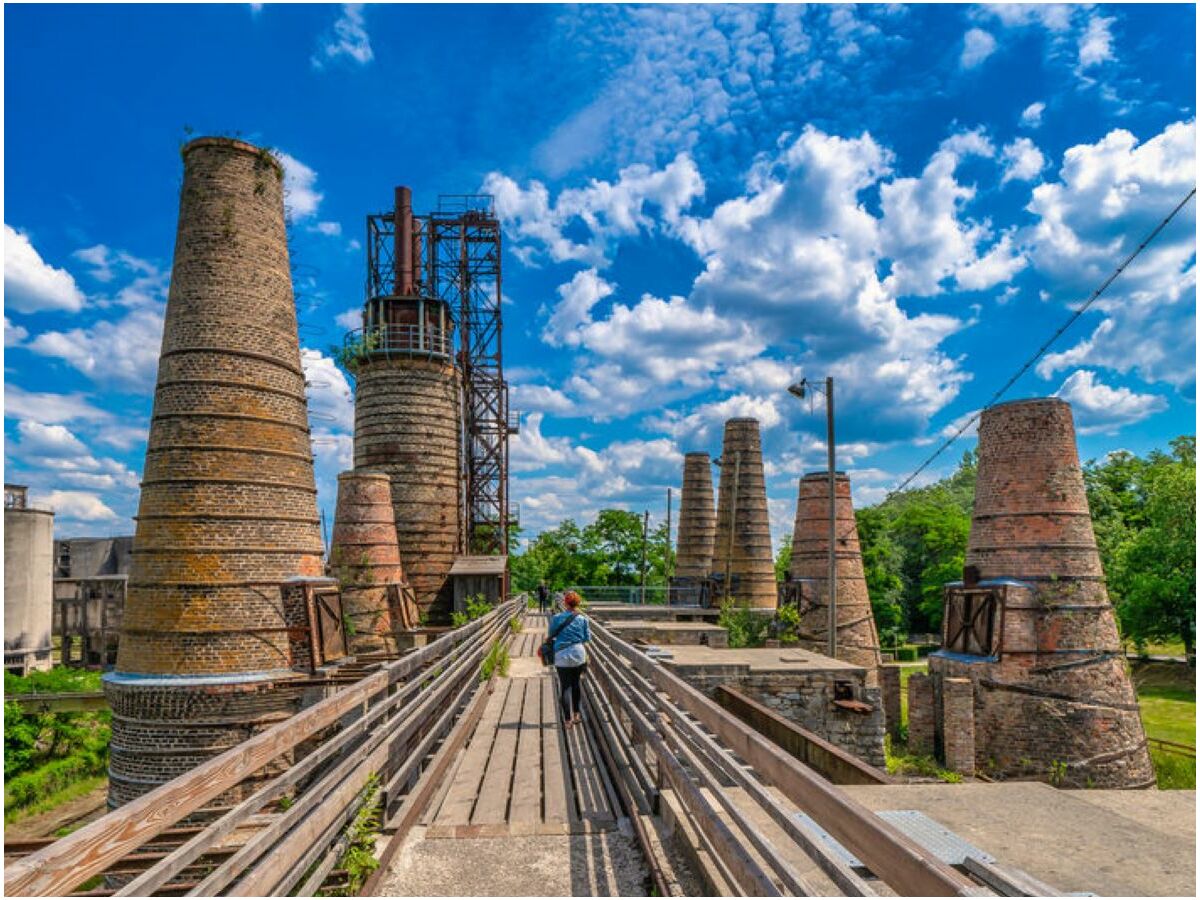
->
[344, 322, 452, 361]
[5, 601, 519, 897]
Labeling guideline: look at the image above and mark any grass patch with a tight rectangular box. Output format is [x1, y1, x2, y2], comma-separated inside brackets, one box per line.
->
[884, 735, 962, 783]
[1149, 748, 1195, 789]
[1137, 682, 1195, 789]
[509, 616, 522, 634]
[5, 774, 107, 826]
[480, 639, 510, 681]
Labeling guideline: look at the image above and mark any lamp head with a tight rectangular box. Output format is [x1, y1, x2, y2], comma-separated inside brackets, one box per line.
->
[787, 380, 807, 400]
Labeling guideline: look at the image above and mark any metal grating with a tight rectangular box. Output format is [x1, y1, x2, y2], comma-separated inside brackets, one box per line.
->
[793, 809, 995, 870]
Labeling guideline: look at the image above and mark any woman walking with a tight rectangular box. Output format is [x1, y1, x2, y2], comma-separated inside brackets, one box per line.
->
[550, 591, 591, 727]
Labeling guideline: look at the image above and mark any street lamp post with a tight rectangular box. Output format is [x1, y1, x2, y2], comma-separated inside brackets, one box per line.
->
[789, 377, 837, 660]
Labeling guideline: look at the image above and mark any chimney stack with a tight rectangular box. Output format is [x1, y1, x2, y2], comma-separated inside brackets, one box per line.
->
[711, 419, 777, 609]
[674, 452, 716, 581]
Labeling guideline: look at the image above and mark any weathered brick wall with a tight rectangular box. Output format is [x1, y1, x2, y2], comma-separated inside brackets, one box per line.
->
[330, 471, 407, 653]
[907, 671, 935, 755]
[711, 419, 777, 609]
[789, 472, 883, 685]
[106, 136, 324, 809]
[670, 667, 886, 767]
[879, 663, 902, 739]
[676, 452, 716, 579]
[929, 398, 1153, 788]
[354, 357, 460, 620]
[941, 677, 975, 775]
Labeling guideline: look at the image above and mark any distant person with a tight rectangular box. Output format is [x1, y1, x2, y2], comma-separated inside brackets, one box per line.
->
[550, 591, 591, 727]
[536, 581, 549, 614]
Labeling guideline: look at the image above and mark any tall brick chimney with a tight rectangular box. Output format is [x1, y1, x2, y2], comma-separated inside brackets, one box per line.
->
[352, 187, 460, 620]
[674, 452, 716, 581]
[104, 137, 325, 808]
[711, 419, 777, 609]
[788, 471, 882, 684]
[927, 398, 1154, 787]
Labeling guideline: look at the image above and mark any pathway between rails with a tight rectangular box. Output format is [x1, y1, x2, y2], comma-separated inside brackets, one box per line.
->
[377, 613, 653, 896]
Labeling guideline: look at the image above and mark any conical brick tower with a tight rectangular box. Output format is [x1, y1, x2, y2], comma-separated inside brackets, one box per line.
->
[104, 137, 325, 808]
[330, 470, 415, 653]
[789, 472, 882, 683]
[675, 452, 716, 580]
[930, 398, 1154, 787]
[711, 419, 777, 608]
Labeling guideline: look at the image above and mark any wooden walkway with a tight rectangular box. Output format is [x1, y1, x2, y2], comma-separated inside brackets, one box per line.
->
[423, 614, 618, 839]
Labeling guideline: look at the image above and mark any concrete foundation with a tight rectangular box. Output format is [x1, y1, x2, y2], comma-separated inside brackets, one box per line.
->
[658, 645, 886, 767]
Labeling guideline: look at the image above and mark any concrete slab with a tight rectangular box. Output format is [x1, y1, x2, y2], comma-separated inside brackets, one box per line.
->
[657, 644, 865, 676]
[842, 782, 1195, 897]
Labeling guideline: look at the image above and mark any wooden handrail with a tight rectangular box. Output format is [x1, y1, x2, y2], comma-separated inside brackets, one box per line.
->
[5, 602, 515, 898]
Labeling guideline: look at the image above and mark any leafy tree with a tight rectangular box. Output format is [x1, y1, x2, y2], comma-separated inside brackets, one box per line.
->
[774, 534, 793, 582]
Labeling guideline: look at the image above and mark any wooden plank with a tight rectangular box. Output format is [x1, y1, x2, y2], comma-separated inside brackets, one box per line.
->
[5, 600, 515, 899]
[470, 678, 526, 825]
[541, 673, 573, 828]
[596, 624, 977, 898]
[508, 678, 544, 827]
[432, 681, 509, 828]
[564, 708, 612, 824]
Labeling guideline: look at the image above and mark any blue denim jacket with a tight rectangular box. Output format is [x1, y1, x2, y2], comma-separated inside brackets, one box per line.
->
[549, 611, 590, 653]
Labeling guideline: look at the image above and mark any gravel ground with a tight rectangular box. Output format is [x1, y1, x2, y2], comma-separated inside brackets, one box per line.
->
[378, 827, 652, 896]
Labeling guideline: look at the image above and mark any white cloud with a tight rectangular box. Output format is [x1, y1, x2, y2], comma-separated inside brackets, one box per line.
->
[312, 4, 373, 69]
[955, 232, 1028, 291]
[484, 153, 704, 268]
[16, 421, 90, 458]
[31, 490, 119, 522]
[1020, 101, 1046, 128]
[542, 269, 615, 346]
[5, 316, 28, 347]
[310, 221, 342, 237]
[1001, 137, 1046, 184]
[511, 383, 576, 417]
[879, 130, 1006, 297]
[301, 348, 355, 432]
[4, 225, 86, 313]
[1055, 369, 1167, 434]
[960, 28, 997, 69]
[29, 306, 165, 392]
[646, 393, 783, 446]
[277, 152, 324, 221]
[984, 4, 1074, 33]
[334, 307, 361, 330]
[3, 386, 113, 424]
[1027, 120, 1196, 391]
[1077, 15, 1115, 70]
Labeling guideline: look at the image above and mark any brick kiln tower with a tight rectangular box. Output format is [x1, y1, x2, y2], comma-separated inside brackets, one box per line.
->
[351, 187, 460, 620]
[674, 452, 716, 588]
[105, 137, 325, 808]
[711, 419, 777, 609]
[926, 398, 1153, 787]
[788, 472, 882, 684]
[330, 471, 417, 653]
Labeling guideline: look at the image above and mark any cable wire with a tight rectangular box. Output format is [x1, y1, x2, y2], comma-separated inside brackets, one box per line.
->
[854, 187, 1196, 517]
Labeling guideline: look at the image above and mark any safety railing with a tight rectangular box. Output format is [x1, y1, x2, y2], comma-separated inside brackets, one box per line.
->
[344, 322, 452, 361]
[566, 585, 710, 607]
[5, 600, 519, 897]
[584, 620, 981, 897]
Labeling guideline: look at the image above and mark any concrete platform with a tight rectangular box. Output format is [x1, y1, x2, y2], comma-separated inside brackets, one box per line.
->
[605, 620, 729, 648]
[655, 644, 864, 677]
[587, 603, 721, 623]
[842, 782, 1195, 897]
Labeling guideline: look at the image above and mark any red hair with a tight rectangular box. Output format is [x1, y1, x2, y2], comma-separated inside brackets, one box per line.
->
[562, 591, 582, 609]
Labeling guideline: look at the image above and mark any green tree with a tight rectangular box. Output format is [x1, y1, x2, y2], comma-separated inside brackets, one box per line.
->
[774, 534, 793, 583]
[856, 506, 905, 642]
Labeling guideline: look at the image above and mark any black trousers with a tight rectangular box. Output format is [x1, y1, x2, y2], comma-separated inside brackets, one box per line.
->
[556, 663, 587, 719]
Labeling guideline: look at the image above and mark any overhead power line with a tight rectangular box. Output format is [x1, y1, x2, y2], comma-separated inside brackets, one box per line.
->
[867, 186, 1197, 514]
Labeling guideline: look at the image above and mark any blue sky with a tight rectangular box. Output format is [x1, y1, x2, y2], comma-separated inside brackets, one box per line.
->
[4, 3, 1196, 548]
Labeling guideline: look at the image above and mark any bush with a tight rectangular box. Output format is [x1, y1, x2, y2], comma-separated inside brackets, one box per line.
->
[451, 593, 494, 628]
[894, 645, 919, 662]
[718, 601, 770, 649]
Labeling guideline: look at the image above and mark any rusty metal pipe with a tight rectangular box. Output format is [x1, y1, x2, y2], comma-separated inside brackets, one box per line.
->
[395, 186, 413, 296]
